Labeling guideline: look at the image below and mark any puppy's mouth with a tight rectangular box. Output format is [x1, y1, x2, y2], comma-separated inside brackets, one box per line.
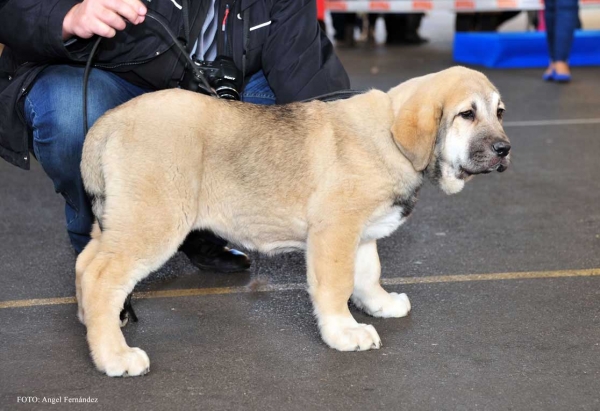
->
[458, 158, 509, 179]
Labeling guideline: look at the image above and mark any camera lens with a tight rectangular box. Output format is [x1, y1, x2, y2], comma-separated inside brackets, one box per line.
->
[215, 85, 240, 100]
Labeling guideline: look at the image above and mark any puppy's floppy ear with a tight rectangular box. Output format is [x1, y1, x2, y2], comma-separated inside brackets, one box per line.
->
[391, 92, 442, 172]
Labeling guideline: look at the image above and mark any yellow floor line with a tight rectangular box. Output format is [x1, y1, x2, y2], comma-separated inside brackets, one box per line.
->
[381, 268, 600, 285]
[503, 118, 600, 127]
[1, 267, 599, 310]
[0, 296, 77, 309]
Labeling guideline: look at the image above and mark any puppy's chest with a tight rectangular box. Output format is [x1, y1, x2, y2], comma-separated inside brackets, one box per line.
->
[361, 193, 419, 242]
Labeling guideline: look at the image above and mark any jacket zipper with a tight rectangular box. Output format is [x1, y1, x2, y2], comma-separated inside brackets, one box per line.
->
[222, 3, 230, 56]
[93, 44, 174, 69]
[18, 45, 174, 99]
[222, 0, 236, 57]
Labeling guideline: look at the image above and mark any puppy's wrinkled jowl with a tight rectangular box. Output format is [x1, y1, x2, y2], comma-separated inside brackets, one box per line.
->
[76, 66, 510, 376]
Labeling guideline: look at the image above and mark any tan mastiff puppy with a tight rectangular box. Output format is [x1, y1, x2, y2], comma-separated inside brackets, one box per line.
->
[76, 66, 510, 377]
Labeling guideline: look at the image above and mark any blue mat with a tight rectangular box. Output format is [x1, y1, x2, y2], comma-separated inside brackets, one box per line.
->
[453, 30, 600, 68]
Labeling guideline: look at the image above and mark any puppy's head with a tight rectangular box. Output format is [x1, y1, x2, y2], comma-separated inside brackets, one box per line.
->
[389, 66, 510, 194]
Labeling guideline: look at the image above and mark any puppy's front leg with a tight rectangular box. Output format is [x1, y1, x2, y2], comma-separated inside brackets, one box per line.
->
[307, 228, 381, 351]
[351, 241, 411, 318]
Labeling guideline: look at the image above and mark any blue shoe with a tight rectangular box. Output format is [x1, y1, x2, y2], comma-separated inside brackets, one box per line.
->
[553, 72, 571, 83]
[542, 70, 554, 81]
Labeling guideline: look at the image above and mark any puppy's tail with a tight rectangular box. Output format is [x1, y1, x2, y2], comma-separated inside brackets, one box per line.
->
[81, 118, 111, 224]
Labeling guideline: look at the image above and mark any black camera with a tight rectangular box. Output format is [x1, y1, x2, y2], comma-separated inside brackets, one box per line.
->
[180, 55, 243, 101]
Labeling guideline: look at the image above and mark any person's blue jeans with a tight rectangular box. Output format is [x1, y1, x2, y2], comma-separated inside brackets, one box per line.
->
[25, 65, 275, 253]
[544, 0, 580, 62]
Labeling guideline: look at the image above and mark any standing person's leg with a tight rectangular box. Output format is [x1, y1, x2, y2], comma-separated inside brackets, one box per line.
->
[331, 13, 356, 46]
[403, 13, 428, 45]
[384, 15, 407, 44]
[544, 0, 557, 79]
[367, 14, 379, 45]
[553, 0, 579, 81]
[24, 65, 151, 253]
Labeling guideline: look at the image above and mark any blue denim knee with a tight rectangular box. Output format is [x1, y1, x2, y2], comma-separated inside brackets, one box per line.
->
[24, 65, 150, 253]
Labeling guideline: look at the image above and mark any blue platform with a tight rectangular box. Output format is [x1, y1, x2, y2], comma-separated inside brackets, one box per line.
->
[453, 30, 600, 68]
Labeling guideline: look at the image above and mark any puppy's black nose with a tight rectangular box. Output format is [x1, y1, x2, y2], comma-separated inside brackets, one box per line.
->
[492, 141, 511, 157]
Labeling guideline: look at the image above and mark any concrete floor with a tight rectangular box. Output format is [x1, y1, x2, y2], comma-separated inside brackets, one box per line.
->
[1, 40, 600, 410]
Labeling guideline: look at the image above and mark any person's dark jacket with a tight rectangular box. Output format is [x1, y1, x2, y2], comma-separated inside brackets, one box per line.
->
[0, 0, 350, 170]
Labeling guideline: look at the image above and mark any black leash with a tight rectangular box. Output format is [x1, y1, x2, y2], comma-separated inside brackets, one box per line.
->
[145, 11, 215, 96]
[82, 10, 217, 135]
[82, 36, 102, 135]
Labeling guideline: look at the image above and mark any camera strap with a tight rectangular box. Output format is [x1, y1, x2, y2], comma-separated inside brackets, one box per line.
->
[182, 0, 191, 49]
[241, 8, 250, 86]
[300, 89, 366, 103]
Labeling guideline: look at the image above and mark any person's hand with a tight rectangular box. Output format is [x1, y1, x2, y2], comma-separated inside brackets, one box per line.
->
[62, 0, 147, 40]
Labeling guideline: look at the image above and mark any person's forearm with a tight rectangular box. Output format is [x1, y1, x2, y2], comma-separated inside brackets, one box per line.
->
[0, 0, 81, 60]
[0, 43, 4, 57]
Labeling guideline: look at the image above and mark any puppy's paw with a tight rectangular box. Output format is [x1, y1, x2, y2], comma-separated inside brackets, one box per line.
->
[374, 292, 411, 318]
[355, 292, 411, 318]
[95, 347, 150, 377]
[320, 318, 382, 351]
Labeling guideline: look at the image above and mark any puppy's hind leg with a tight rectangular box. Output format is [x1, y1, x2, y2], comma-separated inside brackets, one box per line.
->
[81, 208, 191, 377]
[75, 222, 102, 325]
[351, 241, 411, 318]
[81, 251, 153, 377]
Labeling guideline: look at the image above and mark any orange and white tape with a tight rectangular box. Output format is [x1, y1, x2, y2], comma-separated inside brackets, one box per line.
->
[325, 0, 599, 12]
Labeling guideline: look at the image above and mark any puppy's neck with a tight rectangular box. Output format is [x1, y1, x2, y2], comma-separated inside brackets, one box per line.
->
[333, 89, 393, 136]
[334, 89, 423, 195]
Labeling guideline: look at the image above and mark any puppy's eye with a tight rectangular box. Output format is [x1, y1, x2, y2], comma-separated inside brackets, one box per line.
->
[459, 110, 475, 121]
[497, 108, 505, 120]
